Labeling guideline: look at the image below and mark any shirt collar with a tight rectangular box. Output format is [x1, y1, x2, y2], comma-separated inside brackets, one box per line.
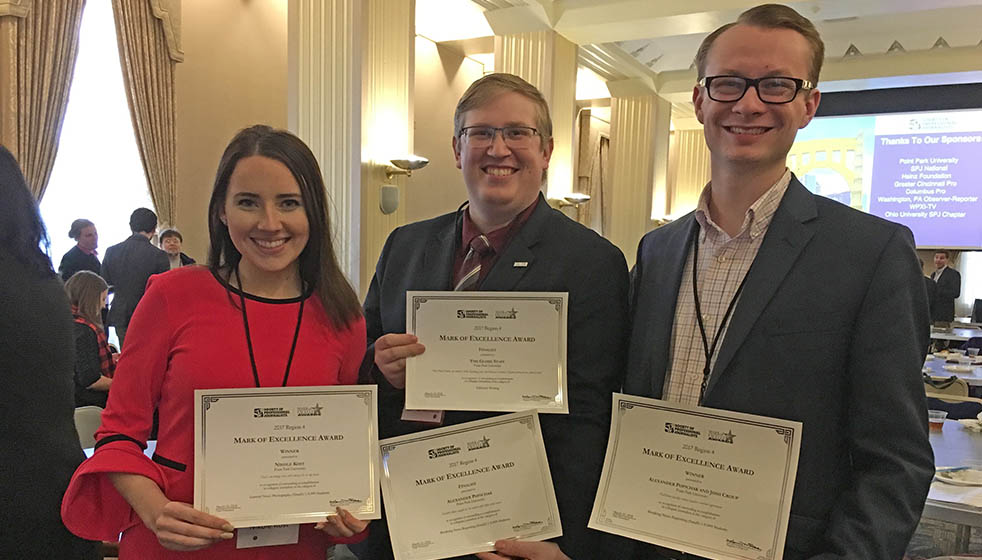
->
[695, 168, 791, 242]
[460, 197, 539, 255]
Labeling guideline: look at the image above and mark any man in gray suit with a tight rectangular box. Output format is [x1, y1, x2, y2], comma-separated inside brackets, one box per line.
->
[101, 207, 169, 348]
[625, 5, 933, 559]
[353, 73, 629, 560]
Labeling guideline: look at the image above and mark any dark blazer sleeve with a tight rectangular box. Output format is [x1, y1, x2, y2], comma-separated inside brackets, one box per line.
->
[936, 268, 961, 301]
[100, 249, 114, 288]
[818, 226, 934, 559]
[359, 227, 407, 410]
[542, 237, 630, 558]
[153, 248, 169, 275]
[73, 325, 103, 389]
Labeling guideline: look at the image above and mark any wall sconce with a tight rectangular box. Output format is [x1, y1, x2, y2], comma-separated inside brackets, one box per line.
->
[385, 155, 429, 180]
[380, 155, 429, 215]
[550, 193, 591, 221]
[559, 193, 591, 208]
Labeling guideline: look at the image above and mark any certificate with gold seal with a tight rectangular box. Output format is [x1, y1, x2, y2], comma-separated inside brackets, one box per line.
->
[379, 411, 562, 560]
[404, 291, 568, 413]
[589, 394, 801, 560]
[193, 385, 380, 527]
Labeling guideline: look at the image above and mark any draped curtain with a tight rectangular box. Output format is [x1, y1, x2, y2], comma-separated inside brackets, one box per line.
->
[576, 109, 611, 234]
[111, 0, 182, 227]
[667, 128, 711, 217]
[0, 0, 85, 199]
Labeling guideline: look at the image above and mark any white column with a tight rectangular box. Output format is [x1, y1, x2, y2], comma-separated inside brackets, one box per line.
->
[360, 0, 414, 296]
[288, 0, 362, 287]
[607, 79, 671, 267]
[494, 30, 577, 199]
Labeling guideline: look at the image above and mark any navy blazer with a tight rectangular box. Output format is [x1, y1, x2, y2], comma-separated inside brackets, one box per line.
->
[101, 234, 168, 328]
[930, 266, 961, 323]
[361, 195, 630, 559]
[625, 178, 934, 560]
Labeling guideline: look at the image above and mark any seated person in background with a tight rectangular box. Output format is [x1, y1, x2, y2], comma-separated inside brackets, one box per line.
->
[59, 218, 101, 281]
[65, 271, 114, 407]
[158, 227, 195, 270]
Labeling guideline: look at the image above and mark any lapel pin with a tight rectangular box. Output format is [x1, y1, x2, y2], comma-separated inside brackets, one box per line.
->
[513, 261, 529, 268]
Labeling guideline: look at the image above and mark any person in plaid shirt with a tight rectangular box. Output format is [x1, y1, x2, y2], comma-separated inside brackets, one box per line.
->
[65, 270, 115, 407]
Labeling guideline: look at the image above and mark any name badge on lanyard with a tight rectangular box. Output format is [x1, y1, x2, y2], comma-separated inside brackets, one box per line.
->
[236, 525, 300, 549]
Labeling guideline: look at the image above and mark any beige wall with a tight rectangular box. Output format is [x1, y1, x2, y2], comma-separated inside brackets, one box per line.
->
[175, 0, 289, 262]
[408, 36, 485, 223]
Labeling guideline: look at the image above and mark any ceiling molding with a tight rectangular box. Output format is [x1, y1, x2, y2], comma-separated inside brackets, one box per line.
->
[484, 4, 554, 35]
[437, 36, 495, 56]
[578, 43, 658, 84]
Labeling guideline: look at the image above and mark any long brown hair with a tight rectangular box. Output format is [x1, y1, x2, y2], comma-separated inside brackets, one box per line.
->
[65, 271, 108, 327]
[207, 125, 361, 328]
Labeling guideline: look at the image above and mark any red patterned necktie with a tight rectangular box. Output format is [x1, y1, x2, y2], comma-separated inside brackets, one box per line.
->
[454, 234, 493, 291]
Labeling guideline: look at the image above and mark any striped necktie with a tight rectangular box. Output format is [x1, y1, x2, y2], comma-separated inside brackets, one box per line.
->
[454, 234, 492, 291]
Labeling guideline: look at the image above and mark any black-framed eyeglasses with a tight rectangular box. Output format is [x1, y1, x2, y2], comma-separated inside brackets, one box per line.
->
[698, 75, 814, 104]
[458, 126, 540, 148]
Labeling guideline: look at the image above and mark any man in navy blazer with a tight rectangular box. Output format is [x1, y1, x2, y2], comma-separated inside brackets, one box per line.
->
[625, 5, 933, 560]
[101, 207, 168, 348]
[354, 74, 629, 560]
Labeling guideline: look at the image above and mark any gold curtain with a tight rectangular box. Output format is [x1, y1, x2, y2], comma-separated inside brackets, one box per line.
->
[112, 0, 178, 226]
[575, 109, 611, 234]
[0, 0, 85, 199]
[667, 128, 711, 217]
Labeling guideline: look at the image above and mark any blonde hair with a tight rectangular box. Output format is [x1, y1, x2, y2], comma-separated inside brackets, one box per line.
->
[65, 271, 108, 327]
[695, 4, 825, 85]
[454, 73, 552, 144]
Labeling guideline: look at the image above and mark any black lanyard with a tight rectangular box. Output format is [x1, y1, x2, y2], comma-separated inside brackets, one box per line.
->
[691, 229, 751, 403]
[235, 266, 305, 388]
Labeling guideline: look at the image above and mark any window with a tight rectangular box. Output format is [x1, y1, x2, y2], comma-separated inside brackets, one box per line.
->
[40, 0, 154, 266]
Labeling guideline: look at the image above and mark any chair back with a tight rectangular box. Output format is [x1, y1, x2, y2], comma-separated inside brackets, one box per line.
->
[926, 392, 982, 420]
[923, 375, 969, 398]
[962, 336, 982, 351]
[972, 298, 982, 322]
[74, 406, 103, 448]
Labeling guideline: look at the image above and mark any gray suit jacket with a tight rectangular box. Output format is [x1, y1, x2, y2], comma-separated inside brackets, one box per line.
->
[101, 234, 169, 328]
[360, 195, 630, 559]
[625, 178, 934, 560]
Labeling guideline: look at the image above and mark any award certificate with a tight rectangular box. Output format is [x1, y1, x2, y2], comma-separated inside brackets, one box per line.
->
[193, 385, 380, 527]
[405, 291, 567, 413]
[590, 394, 801, 560]
[379, 411, 562, 560]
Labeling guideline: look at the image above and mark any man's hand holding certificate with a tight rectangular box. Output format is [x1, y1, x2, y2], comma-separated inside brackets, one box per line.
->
[405, 291, 568, 413]
[590, 394, 802, 560]
[193, 386, 381, 528]
[379, 411, 562, 560]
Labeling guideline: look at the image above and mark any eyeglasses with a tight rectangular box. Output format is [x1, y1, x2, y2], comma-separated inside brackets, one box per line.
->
[458, 126, 540, 148]
[698, 75, 814, 104]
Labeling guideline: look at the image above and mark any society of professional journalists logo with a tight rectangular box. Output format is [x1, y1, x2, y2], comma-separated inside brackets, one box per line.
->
[456, 309, 488, 319]
[297, 404, 323, 417]
[664, 422, 700, 438]
[254, 407, 290, 418]
[427, 444, 461, 459]
[708, 430, 736, 444]
[467, 436, 491, 451]
[494, 307, 519, 319]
